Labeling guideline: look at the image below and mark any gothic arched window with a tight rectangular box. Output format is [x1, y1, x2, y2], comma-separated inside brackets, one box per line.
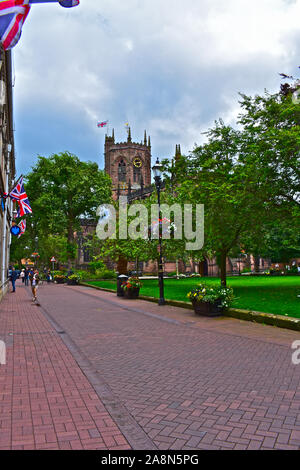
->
[133, 166, 141, 183]
[118, 160, 126, 182]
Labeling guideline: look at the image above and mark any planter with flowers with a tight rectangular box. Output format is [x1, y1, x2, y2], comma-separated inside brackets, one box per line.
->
[187, 282, 234, 317]
[54, 274, 66, 284]
[122, 277, 142, 299]
[67, 274, 81, 285]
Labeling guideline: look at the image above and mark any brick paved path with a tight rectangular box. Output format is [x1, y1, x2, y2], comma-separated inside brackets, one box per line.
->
[35, 283, 300, 450]
[0, 282, 131, 450]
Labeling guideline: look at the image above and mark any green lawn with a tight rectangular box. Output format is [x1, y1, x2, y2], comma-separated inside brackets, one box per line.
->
[85, 276, 300, 318]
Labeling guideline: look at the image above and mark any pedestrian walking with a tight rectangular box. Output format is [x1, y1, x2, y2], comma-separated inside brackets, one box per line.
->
[10, 267, 18, 293]
[24, 268, 29, 286]
[46, 269, 52, 283]
[20, 269, 25, 283]
[30, 269, 40, 302]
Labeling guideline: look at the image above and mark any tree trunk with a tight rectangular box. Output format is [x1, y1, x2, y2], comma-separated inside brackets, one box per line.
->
[117, 256, 128, 275]
[254, 256, 260, 273]
[176, 259, 179, 279]
[220, 251, 227, 287]
[67, 220, 75, 270]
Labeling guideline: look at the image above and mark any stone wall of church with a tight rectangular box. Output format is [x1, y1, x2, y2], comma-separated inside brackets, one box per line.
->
[105, 130, 151, 199]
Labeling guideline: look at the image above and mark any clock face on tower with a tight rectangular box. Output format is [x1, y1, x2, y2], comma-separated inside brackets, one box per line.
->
[133, 157, 142, 168]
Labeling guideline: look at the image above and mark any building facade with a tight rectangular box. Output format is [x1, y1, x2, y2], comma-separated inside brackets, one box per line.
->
[0, 50, 15, 300]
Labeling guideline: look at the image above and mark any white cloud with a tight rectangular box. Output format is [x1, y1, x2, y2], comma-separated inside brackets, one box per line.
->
[12, 0, 300, 173]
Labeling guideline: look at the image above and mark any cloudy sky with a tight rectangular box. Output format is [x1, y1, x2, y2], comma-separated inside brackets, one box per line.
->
[12, 0, 300, 176]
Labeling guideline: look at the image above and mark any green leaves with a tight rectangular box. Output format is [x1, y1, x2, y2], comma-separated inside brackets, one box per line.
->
[22, 152, 112, 266]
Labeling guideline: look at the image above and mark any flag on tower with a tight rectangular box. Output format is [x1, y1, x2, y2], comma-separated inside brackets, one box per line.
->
[97, 120, 108, 128]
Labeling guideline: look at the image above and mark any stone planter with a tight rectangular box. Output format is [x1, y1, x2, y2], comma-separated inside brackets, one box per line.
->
[124, 287, 140, 299]
[192, 299, 223, 317]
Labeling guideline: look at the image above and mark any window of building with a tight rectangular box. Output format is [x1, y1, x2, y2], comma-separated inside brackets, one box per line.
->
[133, 166, 141, 183]
[118, 160, 126, 182]
[83, 247, 91, 263]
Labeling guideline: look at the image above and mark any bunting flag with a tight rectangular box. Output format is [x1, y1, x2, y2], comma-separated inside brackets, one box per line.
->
[18, 218, 26, 238]
[30, 0, 79, 7]
[0, 0, 31, 51]
[9, 176, 33, 217]
[0, 0, 79, 51]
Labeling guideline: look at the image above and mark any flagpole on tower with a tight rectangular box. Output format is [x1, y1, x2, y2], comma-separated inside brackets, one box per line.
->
[97, 120, 109, 170]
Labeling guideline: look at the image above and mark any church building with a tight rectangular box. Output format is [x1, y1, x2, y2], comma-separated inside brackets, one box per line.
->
[104, 127, 151, 200]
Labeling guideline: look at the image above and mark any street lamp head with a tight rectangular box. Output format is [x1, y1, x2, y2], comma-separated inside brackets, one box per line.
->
[152, 158, 163, 181]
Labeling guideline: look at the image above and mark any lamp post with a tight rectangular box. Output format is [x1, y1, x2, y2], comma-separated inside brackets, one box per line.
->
[77, 230, 83, 267]
[152, 158, 165, 306]
[34, 236, 39, 268]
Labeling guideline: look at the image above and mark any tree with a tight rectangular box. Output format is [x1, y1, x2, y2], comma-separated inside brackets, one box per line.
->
[237, 89, 300, 209]
[164, 79, 300, 285]
[24, 152, 112, 268]
[164, 121, 271, 286]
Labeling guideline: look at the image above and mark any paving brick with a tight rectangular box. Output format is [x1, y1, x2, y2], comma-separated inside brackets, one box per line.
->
[0, 284, 130, 451]
[3, 281, 300, 451]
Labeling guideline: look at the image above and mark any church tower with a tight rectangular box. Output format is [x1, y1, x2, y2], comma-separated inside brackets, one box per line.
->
[104, 128, 152, 199]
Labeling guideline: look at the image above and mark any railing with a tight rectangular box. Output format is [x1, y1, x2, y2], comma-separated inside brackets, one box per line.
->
[128, 180, 166, 202]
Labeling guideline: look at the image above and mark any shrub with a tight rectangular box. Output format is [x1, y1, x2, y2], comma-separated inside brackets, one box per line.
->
[241, 267, 251, 274]
[88, 261, 106, 274]
[167, 271, 178, 277]
[73, 270, 92, 280]
[96, 269, 116, 279]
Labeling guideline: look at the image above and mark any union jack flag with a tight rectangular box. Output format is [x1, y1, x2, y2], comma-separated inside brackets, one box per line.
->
[0, 1, 80, 51]
[0, 0, 31, 51]
[18, 218, 26, 238]
[9, 177, 33, 217]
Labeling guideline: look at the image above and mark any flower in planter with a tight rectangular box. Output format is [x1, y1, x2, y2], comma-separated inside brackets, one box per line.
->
[187, 282, 234, 309]
[53, 274, 66, 284]
[121, 277, 142, 291]
[67, 274, 81, 281]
